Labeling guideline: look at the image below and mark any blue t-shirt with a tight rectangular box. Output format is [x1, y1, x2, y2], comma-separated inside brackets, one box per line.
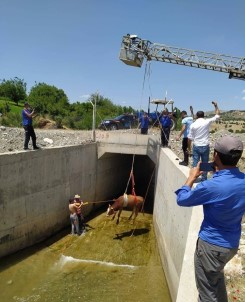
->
[22, 109, 32, 126]
[175, 168, 245, 248]
[182, 116, 193, 138]
[140, 115, 149, 129]
[160, 115, 171, 128]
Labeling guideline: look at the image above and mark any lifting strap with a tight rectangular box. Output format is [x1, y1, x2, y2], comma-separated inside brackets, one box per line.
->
[131, 170, 136, 197]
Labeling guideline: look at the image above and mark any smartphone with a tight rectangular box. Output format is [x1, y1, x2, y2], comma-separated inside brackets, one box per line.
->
[200, 162, 215, 172]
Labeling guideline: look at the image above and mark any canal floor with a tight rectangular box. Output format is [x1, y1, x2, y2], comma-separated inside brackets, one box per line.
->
[0, 211, 171, 302]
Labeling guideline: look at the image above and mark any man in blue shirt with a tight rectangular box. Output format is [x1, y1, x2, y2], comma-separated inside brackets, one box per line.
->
[176, 110, 193, 166]
[139, 112, 149, 134]
[22, 102, 39, 150]
[159, 110, 172, 147]
[175, 135, 245, 302]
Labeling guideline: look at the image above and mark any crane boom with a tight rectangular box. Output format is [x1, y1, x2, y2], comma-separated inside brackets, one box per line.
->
[119, 34, 245, 80]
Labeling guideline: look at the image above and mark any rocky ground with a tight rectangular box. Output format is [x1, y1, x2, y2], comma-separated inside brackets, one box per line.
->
[0, 125, 244, 301]
[1, 125, 245, 162]
[0, 126, 94, 153]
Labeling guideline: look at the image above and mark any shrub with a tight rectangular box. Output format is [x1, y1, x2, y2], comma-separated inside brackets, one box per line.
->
[1, 112, 22, 127]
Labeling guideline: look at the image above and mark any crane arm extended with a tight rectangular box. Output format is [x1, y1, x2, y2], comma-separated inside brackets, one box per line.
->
[119, 34, 245, 80]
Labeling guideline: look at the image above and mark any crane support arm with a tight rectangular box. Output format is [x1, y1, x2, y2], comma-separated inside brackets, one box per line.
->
[119, 34, 245, 80]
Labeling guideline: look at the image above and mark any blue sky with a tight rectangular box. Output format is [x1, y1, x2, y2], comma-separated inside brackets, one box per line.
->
[1, 0, 245, 113]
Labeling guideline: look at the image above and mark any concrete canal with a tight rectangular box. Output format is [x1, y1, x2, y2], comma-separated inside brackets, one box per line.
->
[1, 134, 202, 300]
[0, 209, 171, 302]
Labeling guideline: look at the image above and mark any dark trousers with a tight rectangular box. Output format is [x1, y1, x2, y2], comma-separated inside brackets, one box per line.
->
[141, 128, 148, 134]
[24, 125, 37, 149]
[161, 127, 170, 146]
[195, 238, 237, 302]
[182, 137, 189, 164]
[78, 213, 86, 230]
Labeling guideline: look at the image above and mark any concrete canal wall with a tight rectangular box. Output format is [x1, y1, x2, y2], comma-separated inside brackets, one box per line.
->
[154, 147, 202, 302]
[0, 143, 131, 259]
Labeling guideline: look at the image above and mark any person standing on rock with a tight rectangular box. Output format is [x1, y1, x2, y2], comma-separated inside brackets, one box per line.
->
[22, 102, 39, 150]
[175, 135, 245, 302]
[188, 101, 220, 181]
[176, 110, 193, 166]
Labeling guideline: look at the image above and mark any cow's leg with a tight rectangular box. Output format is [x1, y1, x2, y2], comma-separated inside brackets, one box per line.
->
[112, 212, 116, 220]
[116, 208, 123, 224]
[133, 208, 139, 224]
[128, 205, 136, 221]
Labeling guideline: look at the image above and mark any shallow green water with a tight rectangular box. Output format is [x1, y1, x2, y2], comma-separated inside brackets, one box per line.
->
[0, 212, 171, 302]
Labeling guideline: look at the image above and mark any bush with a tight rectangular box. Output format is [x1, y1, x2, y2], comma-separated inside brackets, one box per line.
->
[0, 112, 22, 127]
[54, 116, 63, 129]
[62, 116, 75, 129]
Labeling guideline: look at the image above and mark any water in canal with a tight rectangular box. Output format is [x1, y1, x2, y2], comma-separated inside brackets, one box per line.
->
[0, 210, 171, 302]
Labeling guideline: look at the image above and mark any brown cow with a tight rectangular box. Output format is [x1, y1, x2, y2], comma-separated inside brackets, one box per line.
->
[106, 193, 144, 224]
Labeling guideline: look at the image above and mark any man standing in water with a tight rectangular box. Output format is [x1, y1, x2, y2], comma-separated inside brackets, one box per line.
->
[69, 194, 86, 235]
[69, 199, 81, 235]
[175, 135, 245, 301]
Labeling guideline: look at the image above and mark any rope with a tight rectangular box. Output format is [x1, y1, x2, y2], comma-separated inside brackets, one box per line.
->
[124, 154, 135, 194]
[130, 167, 155, 237]
[131, 171, 136, 196]
[147, 63, 153, 101]
[139, 61, 150, 113]
[124, 61, 151, 195]
[81, 200, 114, 205]
[141, 166, 155, 212]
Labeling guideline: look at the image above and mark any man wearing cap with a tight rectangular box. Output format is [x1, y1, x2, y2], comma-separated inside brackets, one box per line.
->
[175, 135, 245, 302]
[69, 198, 80, 235]
[69, 194, 85, 235]
[22, 102, 39, 150]
[188, 101, 220, 180]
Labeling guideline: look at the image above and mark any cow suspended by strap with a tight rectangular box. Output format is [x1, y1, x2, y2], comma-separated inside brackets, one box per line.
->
[106, 193, 144, 225]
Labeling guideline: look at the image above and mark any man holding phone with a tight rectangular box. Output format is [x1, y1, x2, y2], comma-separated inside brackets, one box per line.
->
[22, 102, 39, 150]
[188, 101, 220, 181]
[175, 135, 245, 302]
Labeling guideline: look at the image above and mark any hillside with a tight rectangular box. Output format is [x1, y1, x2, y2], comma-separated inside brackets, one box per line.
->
[206, 110, 245, 120]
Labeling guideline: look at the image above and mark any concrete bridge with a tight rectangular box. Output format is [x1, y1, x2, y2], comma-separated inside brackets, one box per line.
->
[0, 132, 202, 302]
[97, 132, 160, 163]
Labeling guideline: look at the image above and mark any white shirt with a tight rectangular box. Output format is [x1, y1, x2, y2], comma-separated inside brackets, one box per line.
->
[188, 115, 220, 146]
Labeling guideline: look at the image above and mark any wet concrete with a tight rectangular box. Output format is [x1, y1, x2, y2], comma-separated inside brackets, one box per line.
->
[0, 210, 171, 302]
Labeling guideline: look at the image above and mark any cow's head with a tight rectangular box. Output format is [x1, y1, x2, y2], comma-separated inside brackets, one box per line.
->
[106, 204, 114, 216]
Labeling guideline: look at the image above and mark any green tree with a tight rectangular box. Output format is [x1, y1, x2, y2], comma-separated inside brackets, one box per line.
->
[0, 77, 27, 105]
[28, 82, 70, 117]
